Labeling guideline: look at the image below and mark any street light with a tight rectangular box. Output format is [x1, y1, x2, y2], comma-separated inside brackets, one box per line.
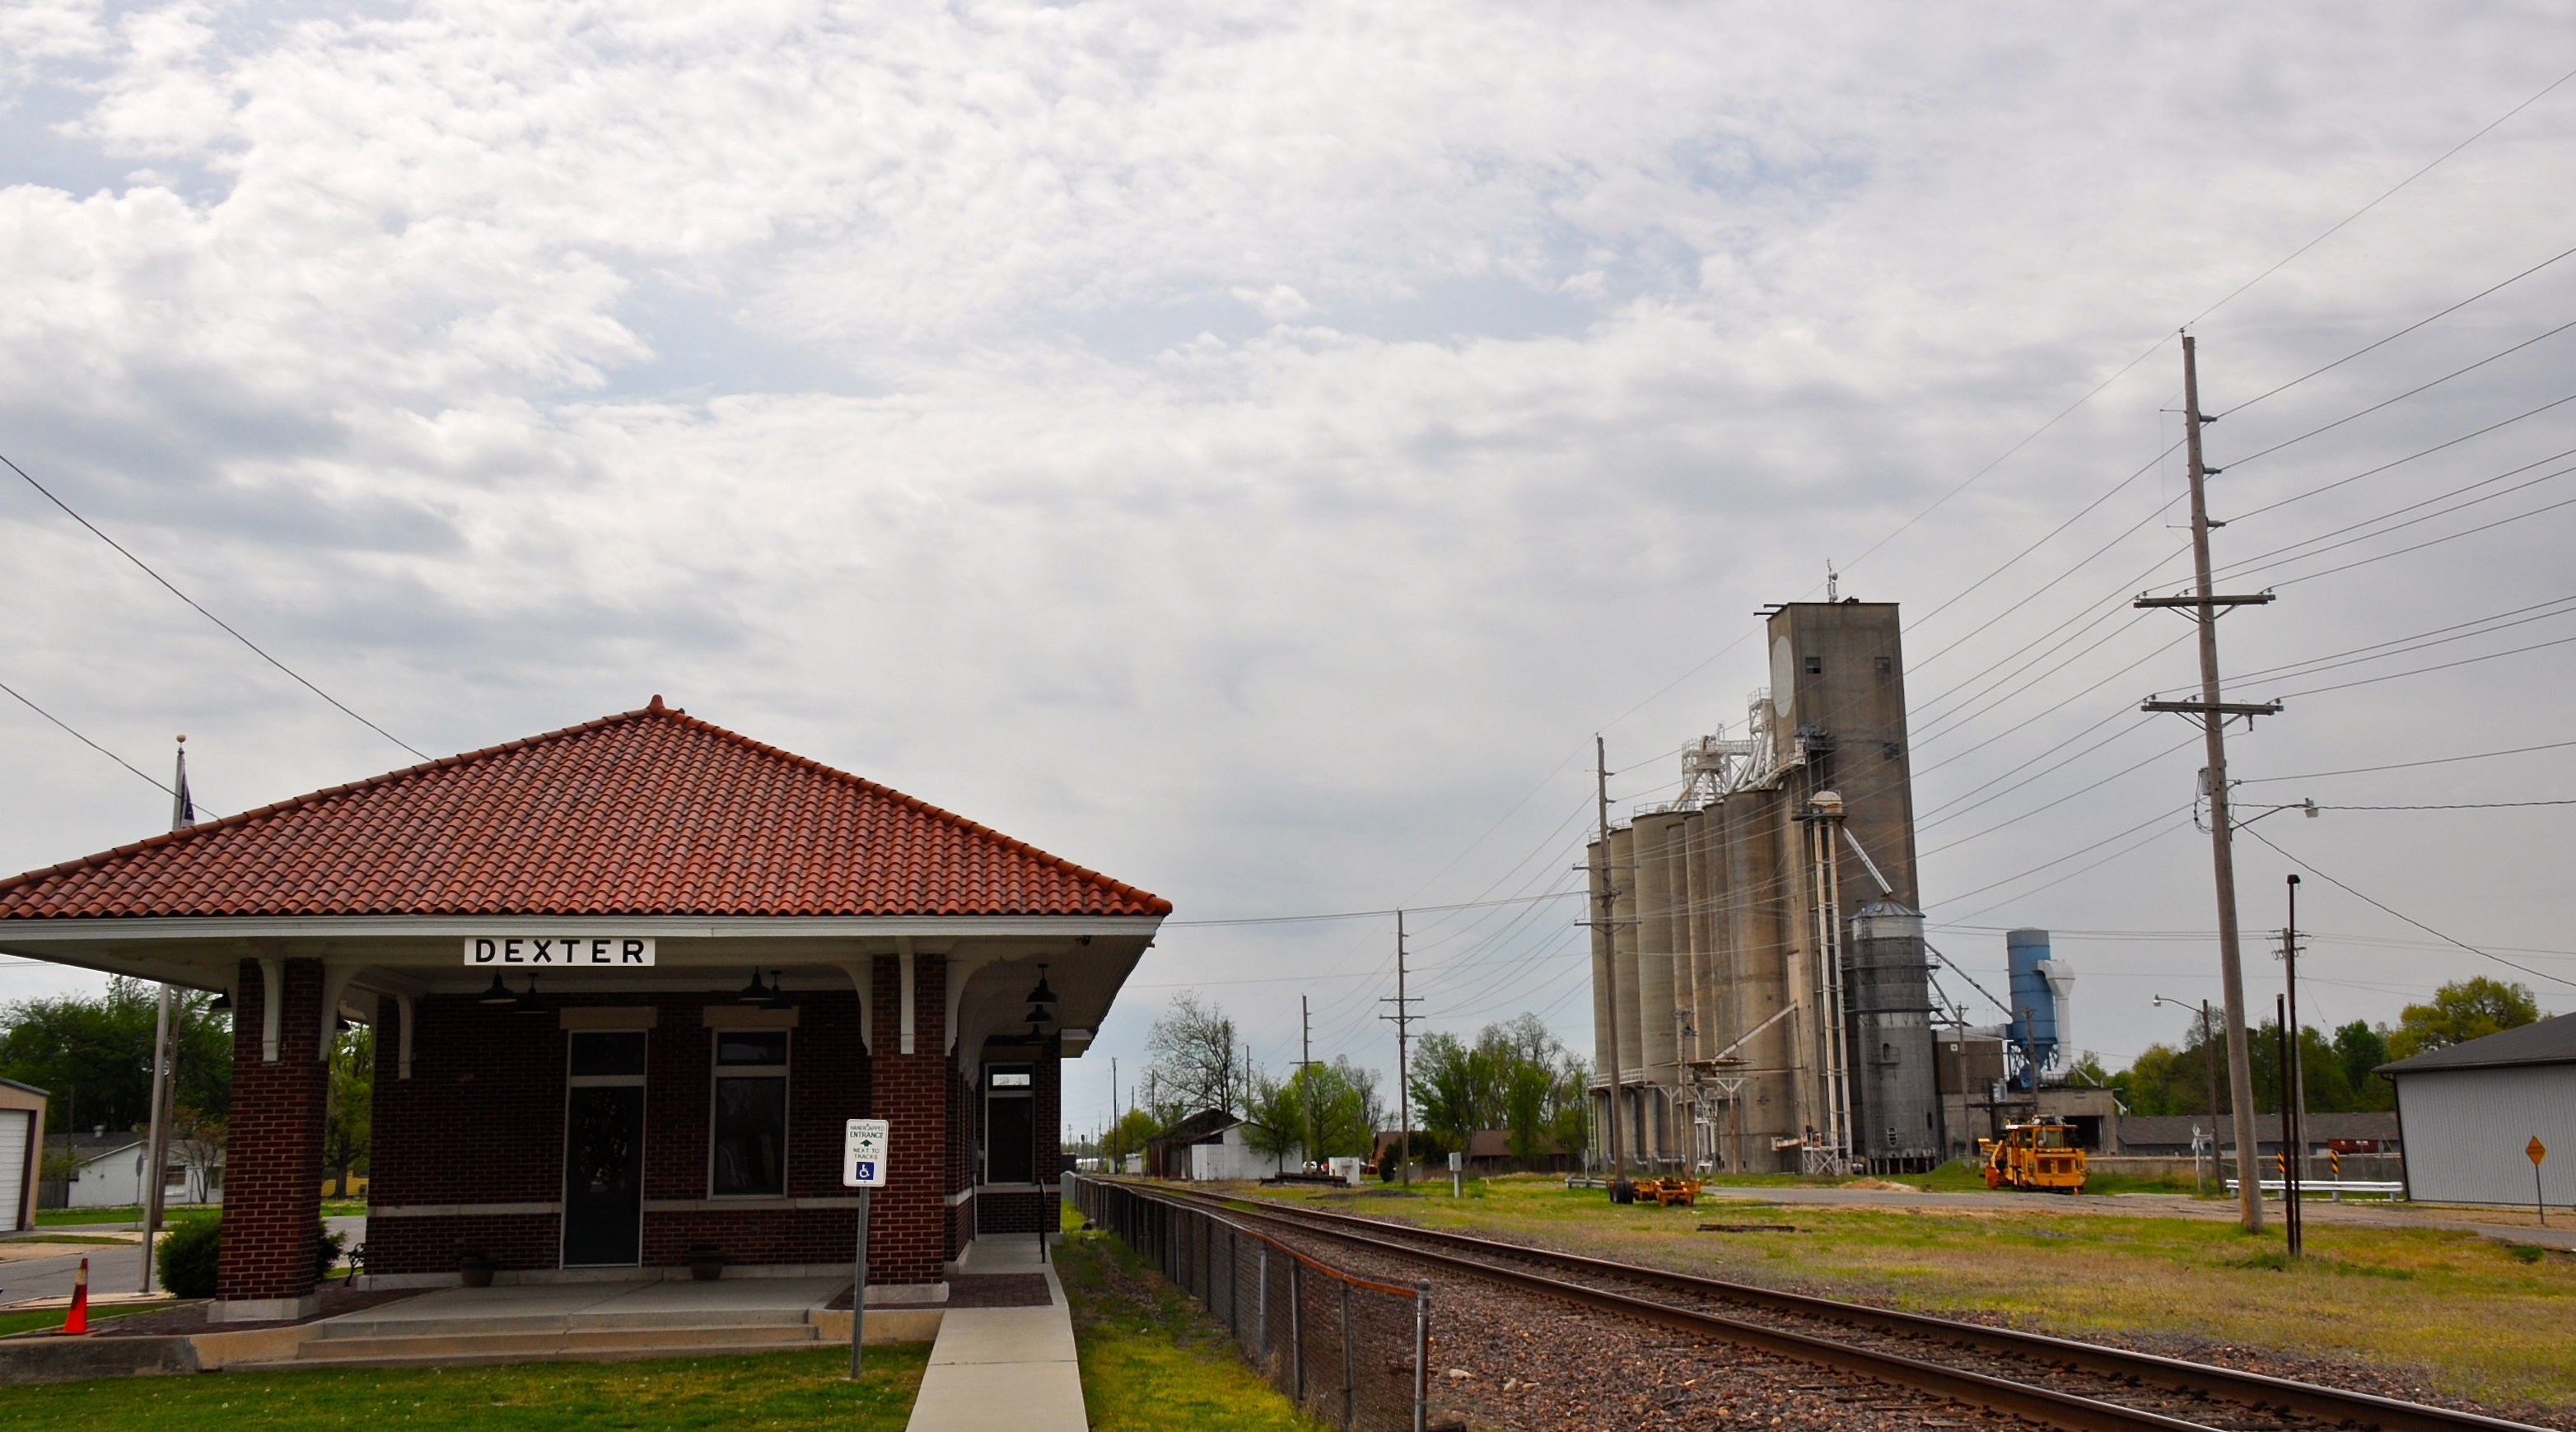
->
[2153, 994, 2223, 1196]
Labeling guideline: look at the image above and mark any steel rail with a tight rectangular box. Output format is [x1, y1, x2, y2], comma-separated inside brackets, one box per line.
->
[1138, 1182, 2547, 1432]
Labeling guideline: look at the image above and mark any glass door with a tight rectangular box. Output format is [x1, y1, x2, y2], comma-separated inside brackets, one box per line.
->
[564, 1031, 646, 1267]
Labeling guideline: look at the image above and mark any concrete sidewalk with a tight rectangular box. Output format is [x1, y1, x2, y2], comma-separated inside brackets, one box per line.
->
[905, 1234, 1085, 1432]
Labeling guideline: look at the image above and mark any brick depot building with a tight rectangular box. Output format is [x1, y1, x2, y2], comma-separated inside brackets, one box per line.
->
[0, 699, 1167, 1322]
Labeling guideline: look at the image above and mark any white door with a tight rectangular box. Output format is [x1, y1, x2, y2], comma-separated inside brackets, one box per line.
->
[0, 1112, 27, 1231]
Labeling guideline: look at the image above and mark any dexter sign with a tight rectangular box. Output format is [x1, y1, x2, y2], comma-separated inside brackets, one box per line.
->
[464, 937, 656, 966]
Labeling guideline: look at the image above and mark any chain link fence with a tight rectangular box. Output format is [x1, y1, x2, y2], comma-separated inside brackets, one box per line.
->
[1068, 1174, 1437, 1432]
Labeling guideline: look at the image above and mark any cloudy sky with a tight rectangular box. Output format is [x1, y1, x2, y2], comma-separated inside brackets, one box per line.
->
[3, 1, 2573, 1136]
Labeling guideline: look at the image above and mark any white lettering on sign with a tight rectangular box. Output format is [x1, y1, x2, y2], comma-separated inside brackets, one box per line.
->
[463, 937, 656, 966]
[845, 1118, 889, 1188]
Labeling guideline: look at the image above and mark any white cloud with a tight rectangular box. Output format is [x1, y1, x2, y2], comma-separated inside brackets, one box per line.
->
[2, 1, 2574, 1130]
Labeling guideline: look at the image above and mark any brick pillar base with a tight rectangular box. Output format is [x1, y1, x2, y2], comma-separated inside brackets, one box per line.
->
[216, 955, 328, 1322]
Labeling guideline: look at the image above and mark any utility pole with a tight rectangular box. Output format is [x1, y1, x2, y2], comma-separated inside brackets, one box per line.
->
[2281, 875, 2307, 1256]
[139, 736, 193, 1293]
[2138, 335, 2279, 1234]
[1301, 996, 1318, 1168]
[1594, 735, 1629, 1198]
[1380, 912, 1421, 1183]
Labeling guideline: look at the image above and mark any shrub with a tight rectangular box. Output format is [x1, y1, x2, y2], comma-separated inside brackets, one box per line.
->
[318, 1221, 348, 1280]
[159, 1215, 221, 1299]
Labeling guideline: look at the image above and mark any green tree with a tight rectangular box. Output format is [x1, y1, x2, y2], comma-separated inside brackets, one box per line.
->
[2388, 977, 2541, 1061]
[324, 1024, 373, 1196]
[1243, 1057, 1383, 1161]
[0, 977, 230, 1136]
[2331, 1020, 2395, 1112]
[1099, 1108, 1163, 1165]
[1407, 1015, 1583, 1162]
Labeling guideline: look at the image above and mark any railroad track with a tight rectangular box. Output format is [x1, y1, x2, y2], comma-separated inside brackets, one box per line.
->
[1133, 1181, 2550, 1432]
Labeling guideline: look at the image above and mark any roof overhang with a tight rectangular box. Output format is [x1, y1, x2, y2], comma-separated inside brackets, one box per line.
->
[0, 913, 1163, 1058]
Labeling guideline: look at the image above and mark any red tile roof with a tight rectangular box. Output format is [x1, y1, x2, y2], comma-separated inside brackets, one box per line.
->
[0, 698, 1169, 921]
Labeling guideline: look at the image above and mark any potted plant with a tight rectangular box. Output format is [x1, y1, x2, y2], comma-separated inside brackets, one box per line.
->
[459, 1251, 496, 1288]
[688, 1244, 726, 1281]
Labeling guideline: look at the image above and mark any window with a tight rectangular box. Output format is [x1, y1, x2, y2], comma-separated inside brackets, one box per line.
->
[1803, 655, 1822, 674]
[1874, 655, 1892, 675]
[1883, 741, 1902, 761]
[711, 1029, 788, 1197]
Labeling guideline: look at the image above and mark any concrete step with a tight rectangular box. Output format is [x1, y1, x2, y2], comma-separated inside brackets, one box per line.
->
[291, 1324, 819, 1364]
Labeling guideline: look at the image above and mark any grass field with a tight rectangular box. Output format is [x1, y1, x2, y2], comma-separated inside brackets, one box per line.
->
[0, 1304, 166, 1339]
[35, 1208, 220, 1228]
[0, 1344, 929, 1430]
[1056, 1201, 1322, 1431]
[1223, 1173, 2576, 1415]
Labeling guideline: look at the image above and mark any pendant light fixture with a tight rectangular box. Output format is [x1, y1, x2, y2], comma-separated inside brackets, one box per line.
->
[478, 971, 519, 1006]
[735, 968, 773, 1003]
[512, 972, 548, 1014]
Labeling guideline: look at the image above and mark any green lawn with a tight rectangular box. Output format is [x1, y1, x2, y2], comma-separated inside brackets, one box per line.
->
[35, 1204, 358, 1227]
[0, 1304, 170, 1339]
[1216, 1173, 2576, 1416]
[1057, 1201, 1322, 1431]
[0, 1345, 928, 1430]
[36, 1208, 214, 1228]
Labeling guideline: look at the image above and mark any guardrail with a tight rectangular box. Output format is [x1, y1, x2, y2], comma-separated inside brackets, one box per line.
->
[2225, 1178, 2406, 1200]
[1066, 1174, 1436, 1432]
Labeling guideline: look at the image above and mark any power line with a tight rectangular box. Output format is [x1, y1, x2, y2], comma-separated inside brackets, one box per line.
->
[2238, 737, 2576, 784]
[2184, 65, 2576, 329]
[0, 450, 428, 762]
[2221, 241, 2576, 417]
[2321, 800, 2576, 810]
[2219, 318, 2576, 472]
[2275, 629, 2576, 700]
[2224, 393, 2576, 526]
[2238, 824, 2576, 994]
[2221, 591, 2576, 686]
[1847, 63, 2574, 591]
[0, 678, 178, 800]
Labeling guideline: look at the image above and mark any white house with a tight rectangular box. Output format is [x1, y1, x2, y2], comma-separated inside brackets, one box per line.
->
[43, 1131, 222, 1209]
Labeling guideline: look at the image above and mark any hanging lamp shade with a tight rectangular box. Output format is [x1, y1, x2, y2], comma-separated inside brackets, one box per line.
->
[763, 972, 796, 1009]
[1026, 963, 1058, 1006]
[477, 972, 518, 1006]
[512, 973, 548, 1013]
[736, 968, 772, 1003]
[208, 990, 231, 1013]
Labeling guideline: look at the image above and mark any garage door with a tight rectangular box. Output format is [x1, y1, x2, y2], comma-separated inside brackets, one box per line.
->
[0, 1111, 26, 1231]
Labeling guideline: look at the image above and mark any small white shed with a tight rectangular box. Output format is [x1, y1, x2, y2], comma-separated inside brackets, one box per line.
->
[2381, 1014, 2576, 1206]
[1187, 1122, 1302, 1182]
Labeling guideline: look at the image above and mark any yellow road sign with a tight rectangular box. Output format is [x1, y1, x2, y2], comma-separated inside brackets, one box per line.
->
[2530, 1136, 2549, 1165]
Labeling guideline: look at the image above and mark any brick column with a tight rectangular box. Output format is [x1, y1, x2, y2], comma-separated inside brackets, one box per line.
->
[867, 953, 950, 1285]
[217, 955, 328, 1321]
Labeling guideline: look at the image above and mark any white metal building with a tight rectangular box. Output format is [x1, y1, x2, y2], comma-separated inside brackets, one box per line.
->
[2380, 1014, 2576, 1206]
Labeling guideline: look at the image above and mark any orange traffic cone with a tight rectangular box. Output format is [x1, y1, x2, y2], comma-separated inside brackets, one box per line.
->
[58, 1257, 89, 1336]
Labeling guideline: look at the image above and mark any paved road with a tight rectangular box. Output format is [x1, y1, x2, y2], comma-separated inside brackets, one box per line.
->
[0, 1215, 368, 1305]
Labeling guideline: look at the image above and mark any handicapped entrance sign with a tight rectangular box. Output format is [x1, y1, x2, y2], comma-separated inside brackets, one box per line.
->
[843, 1118, 890, 1381]
[846, 1118, 889, 1188]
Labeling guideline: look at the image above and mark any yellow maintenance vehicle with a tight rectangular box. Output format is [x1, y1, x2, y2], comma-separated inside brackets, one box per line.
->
[1980, 1118, 2088, 1193]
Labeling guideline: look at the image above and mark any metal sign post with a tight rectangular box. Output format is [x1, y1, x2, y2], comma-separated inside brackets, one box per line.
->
[844, 1118, 889, 1379]
[2530, 1137, 2549, 1227]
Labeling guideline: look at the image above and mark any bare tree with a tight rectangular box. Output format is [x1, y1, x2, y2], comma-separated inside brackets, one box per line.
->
[1145, 991, 1239, 1117]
